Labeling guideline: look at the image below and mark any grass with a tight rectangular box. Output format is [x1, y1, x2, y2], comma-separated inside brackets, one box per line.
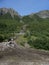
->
[15, 35, 27, 46]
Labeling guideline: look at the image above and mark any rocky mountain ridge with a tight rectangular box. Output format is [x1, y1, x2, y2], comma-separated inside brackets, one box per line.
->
[0, 8, 49, 18]
[28, 10, 49, 18]
[0, 8, 20, 18]
[36, 10, 49, 18]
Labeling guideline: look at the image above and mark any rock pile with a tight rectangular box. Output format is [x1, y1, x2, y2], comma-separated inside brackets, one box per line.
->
[0, 41, 16, 51]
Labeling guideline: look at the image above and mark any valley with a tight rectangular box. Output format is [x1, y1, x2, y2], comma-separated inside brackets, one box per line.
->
[0, 8, 49, 65]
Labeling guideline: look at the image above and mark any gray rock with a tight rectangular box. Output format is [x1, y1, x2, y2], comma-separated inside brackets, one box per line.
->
[0, 8, 20, 18]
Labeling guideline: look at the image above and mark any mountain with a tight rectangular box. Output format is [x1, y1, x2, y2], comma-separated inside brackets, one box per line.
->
[29, 10, 49, 18]
[0, 8, 23, 40]
[0, 8, 20, 18]
[36, 10, 49, 18]
[22, 10, 49, 50]
[0, 8, 49, 50]
[0, 8, 49, 64]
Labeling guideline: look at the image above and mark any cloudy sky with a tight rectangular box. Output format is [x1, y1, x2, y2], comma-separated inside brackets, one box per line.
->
[0, 0, 49, 16]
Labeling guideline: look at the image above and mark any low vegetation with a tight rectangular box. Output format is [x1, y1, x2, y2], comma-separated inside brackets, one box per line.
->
[0, 8, 49, 50]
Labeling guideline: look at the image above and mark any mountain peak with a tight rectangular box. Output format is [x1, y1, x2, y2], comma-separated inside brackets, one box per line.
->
[0, 8, 20, 18]
[36, 10, 49, 18]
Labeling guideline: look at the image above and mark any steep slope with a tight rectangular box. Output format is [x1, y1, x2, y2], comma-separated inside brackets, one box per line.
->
[36, 10, 49, 18]
[0, 8, 49, 65]
[22, 12, 49, 50]
[0, 8, 49, 50]
[0, 8, 20, 18]
[29, 10, 49, 18]
[0, 8, 22, 40]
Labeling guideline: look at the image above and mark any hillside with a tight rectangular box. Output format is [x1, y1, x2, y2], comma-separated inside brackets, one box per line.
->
[0, 8, 49, 50]
[0, 8, 20, 18]
[0, 8, 23, 41]
[21, 11, 49, 50]
[29, 10, 49, 18]
[36, 10, 49, 18]
[0, 8, 49, 65]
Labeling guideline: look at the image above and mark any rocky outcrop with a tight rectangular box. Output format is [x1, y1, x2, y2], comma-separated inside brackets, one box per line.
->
[29, 10, 49, 18]
[0, 8, 20, 18]
[0, 41, 16, 51]
[36, 10, 49, 18]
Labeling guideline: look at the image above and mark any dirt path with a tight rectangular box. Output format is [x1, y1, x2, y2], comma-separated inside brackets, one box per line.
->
[0, 42, 49, 65]
[0, 48, 49, 61]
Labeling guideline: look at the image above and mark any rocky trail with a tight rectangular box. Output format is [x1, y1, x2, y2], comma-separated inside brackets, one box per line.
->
[0, 41, 49, 65]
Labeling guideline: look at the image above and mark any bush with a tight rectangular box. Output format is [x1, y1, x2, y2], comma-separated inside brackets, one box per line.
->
[0, 34, 5, 42]
[28, 37, 49, 50]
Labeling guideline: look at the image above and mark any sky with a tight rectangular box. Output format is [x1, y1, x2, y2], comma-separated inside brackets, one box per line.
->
[0, 0, 49, 16]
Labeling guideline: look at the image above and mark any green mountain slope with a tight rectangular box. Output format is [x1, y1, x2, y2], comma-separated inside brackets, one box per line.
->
[0, 8, 23, 40]
[22, 14, 49, 50]
[0, 8, 49, 50]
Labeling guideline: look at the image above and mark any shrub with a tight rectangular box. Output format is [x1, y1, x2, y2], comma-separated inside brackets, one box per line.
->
[0, 34, 5, 42]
